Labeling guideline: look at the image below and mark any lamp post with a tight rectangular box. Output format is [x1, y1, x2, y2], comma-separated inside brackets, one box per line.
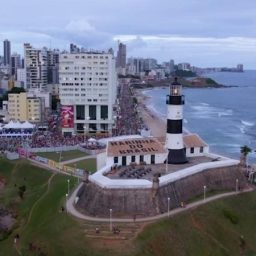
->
[58, 151, 63, 171]
[167, 197, 170, 217]
[66, 193, 68, 212]
[203, 185, 207, 201]
[109, 208, 112, 231]
[83, 125, 86, 144]
[67, 179, 70, 195]
[236, 179, 239, 193]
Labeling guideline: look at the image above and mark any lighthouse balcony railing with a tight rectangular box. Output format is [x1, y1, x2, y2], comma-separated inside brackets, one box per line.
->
[166, 95, 185, 105]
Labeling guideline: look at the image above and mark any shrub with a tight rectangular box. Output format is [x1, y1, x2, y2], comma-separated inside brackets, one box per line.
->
[222, 208, 239, 224]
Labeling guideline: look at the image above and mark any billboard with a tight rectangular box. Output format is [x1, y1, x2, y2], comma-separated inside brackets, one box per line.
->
[61, 105, 74, 128]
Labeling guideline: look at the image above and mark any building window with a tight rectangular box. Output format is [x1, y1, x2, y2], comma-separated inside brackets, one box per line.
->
[122, 156, 127, 166]
[131, 155, 135, 162]
[76, 105, 85, 120]
[114, 157, 118, 164]
[151, 155, 155, 164]
[89, 123, 97, 131]
[139, 155, 144, 163]
[100, 105, 108, 119]
[89, 105, 96, 120]
[190, 147, 194, 154]
[200, 146, 204, 153]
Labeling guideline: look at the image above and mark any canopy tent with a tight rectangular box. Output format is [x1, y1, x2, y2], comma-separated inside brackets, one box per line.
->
[20, 121, 35, 129]
[3, 120, 35, 129]
[88, 138, 97, 142]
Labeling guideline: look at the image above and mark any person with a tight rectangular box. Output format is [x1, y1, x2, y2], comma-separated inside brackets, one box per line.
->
[95, 227, 100, 234]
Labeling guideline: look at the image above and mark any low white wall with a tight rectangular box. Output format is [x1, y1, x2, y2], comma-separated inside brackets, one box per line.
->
[97, 152, 107, 170]
[89, 153, 239, 189]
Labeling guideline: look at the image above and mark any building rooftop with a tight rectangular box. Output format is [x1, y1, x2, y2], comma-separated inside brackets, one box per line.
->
[107, 137, 167, 157]
[183, 134, 208, 148]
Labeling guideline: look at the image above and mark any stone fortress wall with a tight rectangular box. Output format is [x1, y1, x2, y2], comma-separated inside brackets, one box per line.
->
[76, 164, 248, 218]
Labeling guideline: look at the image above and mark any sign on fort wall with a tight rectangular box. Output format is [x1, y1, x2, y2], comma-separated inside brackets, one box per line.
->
[107, 138, 166, 156]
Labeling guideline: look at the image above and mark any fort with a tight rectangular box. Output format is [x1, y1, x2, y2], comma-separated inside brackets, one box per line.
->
[71, 79, 248, 219]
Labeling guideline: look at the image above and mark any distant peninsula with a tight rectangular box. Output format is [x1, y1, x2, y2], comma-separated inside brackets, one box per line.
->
[131, 76, 229, 89]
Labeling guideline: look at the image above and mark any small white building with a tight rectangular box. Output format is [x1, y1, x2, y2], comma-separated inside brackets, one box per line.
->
[183, 134, 209, 157]
[106, 137, 167, 166]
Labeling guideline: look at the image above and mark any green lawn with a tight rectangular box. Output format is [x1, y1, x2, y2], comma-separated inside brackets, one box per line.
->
[36, 150, 88, 162]
[66, 158, 97, 173]
[1, 157, 256, 256]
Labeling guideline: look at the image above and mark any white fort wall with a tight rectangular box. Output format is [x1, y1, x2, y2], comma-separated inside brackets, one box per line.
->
[90, 153, 239, 189]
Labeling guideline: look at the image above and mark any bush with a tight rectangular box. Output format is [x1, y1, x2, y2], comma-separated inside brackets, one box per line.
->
[222, 208, 239, 224]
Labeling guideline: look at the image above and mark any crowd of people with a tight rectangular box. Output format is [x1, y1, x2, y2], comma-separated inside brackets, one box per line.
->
[0, 137, 25, 152]
[0, 83, 147, 152]
[115, 83, 143, 136]
[0, 131, 108, 152]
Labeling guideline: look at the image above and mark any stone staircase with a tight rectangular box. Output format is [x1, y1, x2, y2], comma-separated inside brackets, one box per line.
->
[81, 221, 143, 240]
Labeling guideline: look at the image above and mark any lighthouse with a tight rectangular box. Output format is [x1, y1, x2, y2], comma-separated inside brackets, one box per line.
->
[166, 77, 187, 164]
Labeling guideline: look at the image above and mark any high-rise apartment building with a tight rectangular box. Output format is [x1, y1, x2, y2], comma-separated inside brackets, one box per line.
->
[116, 42, 126, 69]
[3, 39, 11, 67]
[24, 43, 48, 90]
[59, 51, 117, 136]
[11, 53, 22, 78]
[169, 59, 175, 74]
[47, 49, 59, 84]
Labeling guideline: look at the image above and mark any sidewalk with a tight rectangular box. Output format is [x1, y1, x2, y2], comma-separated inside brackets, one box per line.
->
[61, 155, 96, 165]
[66, 183, 254, 223]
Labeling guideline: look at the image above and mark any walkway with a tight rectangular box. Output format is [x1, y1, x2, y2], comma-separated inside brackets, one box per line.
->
[66, 184, 254, 223]
[61, 155, 96, 165]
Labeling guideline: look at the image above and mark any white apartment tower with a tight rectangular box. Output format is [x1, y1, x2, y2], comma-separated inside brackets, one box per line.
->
[59, 51, 117, 136]
[24, 43, 48, 90]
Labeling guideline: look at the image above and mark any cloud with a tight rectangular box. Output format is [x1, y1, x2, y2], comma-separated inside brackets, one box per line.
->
[65, 19, 95, 33]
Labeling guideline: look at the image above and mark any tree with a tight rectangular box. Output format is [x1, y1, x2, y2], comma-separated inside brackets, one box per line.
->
[18, 185, 26, 199]
[240, 145, 252, 168]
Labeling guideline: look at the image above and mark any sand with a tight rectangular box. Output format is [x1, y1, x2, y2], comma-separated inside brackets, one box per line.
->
[135, 89, 166, 143]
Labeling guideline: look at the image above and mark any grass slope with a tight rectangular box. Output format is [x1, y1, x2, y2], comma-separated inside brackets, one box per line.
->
[134, 191, 256, 256]
[67, 158, 97, 173]
[37, 150, 88, 162]
[1, 157, 256, 256]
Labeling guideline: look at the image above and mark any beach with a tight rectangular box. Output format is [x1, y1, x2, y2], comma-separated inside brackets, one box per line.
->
[135, 89, 166, 142]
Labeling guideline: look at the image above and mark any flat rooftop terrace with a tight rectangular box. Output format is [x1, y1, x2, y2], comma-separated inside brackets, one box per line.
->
[106, 156, 218, 181]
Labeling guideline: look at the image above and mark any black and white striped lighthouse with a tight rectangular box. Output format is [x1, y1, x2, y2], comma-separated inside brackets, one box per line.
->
[166, 78, 187, 164]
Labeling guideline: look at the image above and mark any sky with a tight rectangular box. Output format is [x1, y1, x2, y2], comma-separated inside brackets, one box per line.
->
[1, 0, 256, 68]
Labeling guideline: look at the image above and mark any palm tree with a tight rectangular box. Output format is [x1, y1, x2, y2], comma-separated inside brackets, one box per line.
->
[240, 145, 252, 168]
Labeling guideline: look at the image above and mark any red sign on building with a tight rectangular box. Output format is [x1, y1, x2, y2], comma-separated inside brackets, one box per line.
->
[61, 105, 74, 128]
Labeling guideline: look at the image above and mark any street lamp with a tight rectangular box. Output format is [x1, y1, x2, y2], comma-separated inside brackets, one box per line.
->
[236, 179, 239, 193]
[58, 151, 63, 171]
[83, 125, 86, 143]
[203, 185, 207, 201]
[109, 208, 112, 231]
[167, 197, 170, 217]
[67, 179, 70, 195]
[66, 193, 68, 212]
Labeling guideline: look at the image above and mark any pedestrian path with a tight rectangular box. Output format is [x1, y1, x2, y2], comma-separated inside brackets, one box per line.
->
[61, 155, 96, 165]
[66, 183, 254, 223]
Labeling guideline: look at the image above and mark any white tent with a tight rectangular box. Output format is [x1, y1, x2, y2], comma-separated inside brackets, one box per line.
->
[3, 120, 16, 129]
[20, 121, 35, 129]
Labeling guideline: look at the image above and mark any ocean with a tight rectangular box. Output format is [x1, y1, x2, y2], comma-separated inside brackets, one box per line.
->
[143, 70, 256, 163]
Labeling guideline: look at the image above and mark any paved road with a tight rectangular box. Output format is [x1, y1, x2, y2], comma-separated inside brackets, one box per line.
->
[66, 183, 254, 223]
[61, 155, 96, 165]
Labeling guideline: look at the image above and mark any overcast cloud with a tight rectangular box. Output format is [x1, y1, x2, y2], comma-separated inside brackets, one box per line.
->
[1, 0, 256, 68]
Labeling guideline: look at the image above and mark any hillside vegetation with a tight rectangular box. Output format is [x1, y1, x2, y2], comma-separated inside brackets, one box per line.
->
[0, 158, 255, 256]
